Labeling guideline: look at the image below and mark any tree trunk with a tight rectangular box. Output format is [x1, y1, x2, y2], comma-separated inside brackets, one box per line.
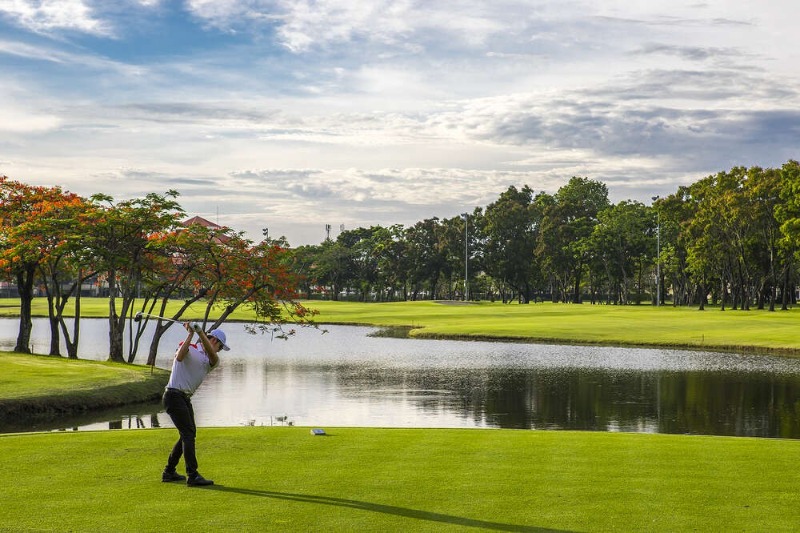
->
[14, 265, 36, 353]
[781, 263, 790, 311]
[698, 278, 706, 311]
[57, 271, 87, 359]
[107, 268, 125, 362]
[572, 265, 582, 303]
[45, 289, 61, 356]
[64, 284, 81, 359]
[146, 322, 172, 367]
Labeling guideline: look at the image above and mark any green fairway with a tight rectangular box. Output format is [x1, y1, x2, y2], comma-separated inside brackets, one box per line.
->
[1, 427, 798, 531]
[3, 297, 800, 355]
[2, 300, 800, 530]
[298, 300, 800, 355]
[0, 352, 168, 421]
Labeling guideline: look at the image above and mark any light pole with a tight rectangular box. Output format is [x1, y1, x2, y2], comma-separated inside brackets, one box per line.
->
[461, 213, 469, 301]
[652, 196, 660, 306]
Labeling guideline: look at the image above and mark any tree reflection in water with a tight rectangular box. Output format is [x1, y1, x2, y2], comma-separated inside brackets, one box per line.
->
[333, 366, 800, 438]
[5, 321, 800, 438]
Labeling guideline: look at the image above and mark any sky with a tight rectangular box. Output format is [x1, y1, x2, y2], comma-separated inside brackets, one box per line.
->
[1, 1, 798, 246]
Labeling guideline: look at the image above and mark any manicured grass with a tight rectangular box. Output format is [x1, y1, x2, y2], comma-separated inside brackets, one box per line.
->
[2, 297, 800, 355]
[0, 352, 169, 421]
[1, 427, 798, 531]
[2, 300, 800, 530]
[296, 300, 800, 355]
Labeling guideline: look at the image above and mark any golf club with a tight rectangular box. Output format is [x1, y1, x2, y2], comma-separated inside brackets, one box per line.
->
[134, 311, 200, 331]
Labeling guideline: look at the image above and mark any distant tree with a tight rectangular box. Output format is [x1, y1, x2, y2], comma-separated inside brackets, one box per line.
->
[776, 160, 800, 308]
[336, 227, 383, 301]
[777, 160, 800, 246]
[744, 166, 784, 310]
[314, 239, 350, 300]
[539, 177, 609, 303]
[438, 216, 467, 300]
[590, 200, 653, 304]
[373, 224, 411, 301]
[653, 191, 693, 306]
[405, 218, 446, 300]
[483, 185, 542, 303]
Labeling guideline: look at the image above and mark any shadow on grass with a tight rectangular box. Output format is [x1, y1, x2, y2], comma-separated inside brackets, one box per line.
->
[209, 485, 564, 532]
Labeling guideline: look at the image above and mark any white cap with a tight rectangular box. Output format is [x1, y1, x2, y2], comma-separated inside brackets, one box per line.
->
[208, 329, 230, 351]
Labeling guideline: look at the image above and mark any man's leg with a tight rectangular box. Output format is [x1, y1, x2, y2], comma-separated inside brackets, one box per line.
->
[166, 436, 184, 472]
[180, 400, 198, 476]
[163, 390, 196, 480]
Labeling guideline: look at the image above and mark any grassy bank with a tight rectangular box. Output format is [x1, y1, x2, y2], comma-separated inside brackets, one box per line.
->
[2, 297, 800, 355]
[1, 427, 798, 531]
[295, 300, 800, 355]
[0, 352, 169, 422]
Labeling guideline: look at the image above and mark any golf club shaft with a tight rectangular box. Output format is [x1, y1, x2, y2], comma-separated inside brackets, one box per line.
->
[135, 312, 182, 325]
[135, 312, 201, 332]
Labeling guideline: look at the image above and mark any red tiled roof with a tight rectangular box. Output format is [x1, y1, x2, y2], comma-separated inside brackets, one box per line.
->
[182, 216, 223, 229]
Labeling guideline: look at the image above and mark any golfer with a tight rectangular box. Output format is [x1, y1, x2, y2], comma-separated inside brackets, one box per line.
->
[161, 322, 230, 487]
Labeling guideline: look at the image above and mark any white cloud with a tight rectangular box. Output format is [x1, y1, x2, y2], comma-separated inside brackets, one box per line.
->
[0, 39, 145, 76]
[0, 107, 61, 133]
[1, 1, 799, 245]
[0, 0, 110, 35]
[184, 0, 540, 53]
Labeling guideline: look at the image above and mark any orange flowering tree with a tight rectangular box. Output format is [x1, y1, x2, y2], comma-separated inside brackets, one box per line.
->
[135, 222, 228, 366]
[28, 193, 98, 357]
[81, 191, 184, 362]
[136, 224, 318, 365]
[0, 177, 316, 363]
[212, 235, 318, 336]
[126, 218, 317, 365]
[0, 177, 90, 353]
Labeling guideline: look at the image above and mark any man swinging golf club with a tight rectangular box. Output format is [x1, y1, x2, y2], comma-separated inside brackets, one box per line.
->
[161, 321, 230, 487]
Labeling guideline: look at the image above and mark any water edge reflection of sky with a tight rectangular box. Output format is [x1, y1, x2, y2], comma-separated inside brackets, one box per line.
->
[4, 319, 800, 438]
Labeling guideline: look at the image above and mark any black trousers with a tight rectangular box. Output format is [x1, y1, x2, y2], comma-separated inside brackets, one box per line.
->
[163, 388, 198, 476]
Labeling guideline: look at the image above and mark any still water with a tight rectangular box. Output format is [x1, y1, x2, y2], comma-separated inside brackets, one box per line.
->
[4, 318, 800, 438]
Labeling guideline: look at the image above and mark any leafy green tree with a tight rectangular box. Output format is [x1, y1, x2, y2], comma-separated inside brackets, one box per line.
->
[653, 191, 692, 306]
[405, 218, 446, 300]
[371, 224, 411, 301]
[590, 200, 653, 304]
[314, 239, 351, 300]
[538, 177, 609, 303]
[744, 166, 784, 310]
[776, 160, 800, 308]
[290, 243, 323, 299]
[483, 185, 542, 303]
[336, 227, 383, 301]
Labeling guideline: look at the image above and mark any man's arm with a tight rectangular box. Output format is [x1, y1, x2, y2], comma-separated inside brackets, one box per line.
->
[175, 323, 195, 361]
[195, 327, 220, 367]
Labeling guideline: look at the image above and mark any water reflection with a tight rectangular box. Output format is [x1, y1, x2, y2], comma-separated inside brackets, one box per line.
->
[3, 319, 800, 438]
[0, 401, 165, 433]
[317, 365, 800, 437]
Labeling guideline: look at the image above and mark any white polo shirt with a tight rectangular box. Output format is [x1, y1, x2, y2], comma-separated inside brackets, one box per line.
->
[166, 342, 218, 396]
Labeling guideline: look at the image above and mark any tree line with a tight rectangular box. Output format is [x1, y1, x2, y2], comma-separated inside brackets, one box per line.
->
[293, 160, 800, 309]
[0, 178, 313, 363]
[2, 160, 798, 361]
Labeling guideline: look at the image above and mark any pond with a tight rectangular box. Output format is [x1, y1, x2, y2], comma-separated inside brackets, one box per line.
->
[3, 318, 800, 438]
